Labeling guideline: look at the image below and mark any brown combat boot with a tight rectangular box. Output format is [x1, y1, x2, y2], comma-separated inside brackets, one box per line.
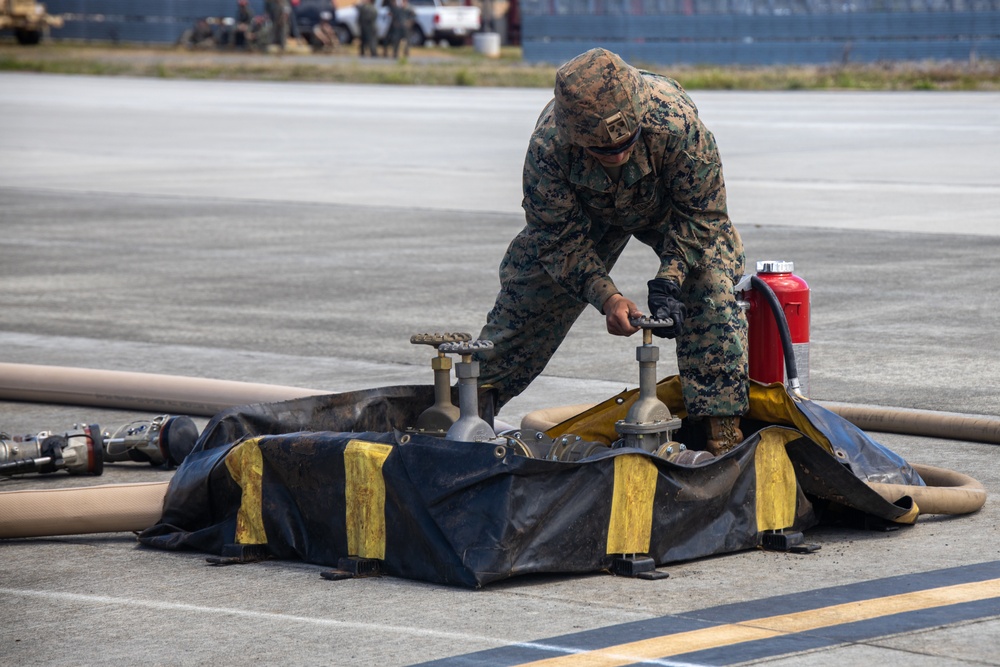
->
[705, 416, 744, 456]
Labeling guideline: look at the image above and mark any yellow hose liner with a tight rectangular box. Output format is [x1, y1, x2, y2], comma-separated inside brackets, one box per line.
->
[522, 402, 988, 517]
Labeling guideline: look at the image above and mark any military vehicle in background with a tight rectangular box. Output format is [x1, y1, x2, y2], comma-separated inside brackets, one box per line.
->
[0, 0, 62, 44]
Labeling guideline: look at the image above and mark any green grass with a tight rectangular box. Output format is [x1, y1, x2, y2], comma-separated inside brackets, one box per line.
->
[2, 41, 999, 90]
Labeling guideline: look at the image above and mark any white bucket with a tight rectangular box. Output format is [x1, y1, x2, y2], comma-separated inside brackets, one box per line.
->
[473, 32, 501, 58]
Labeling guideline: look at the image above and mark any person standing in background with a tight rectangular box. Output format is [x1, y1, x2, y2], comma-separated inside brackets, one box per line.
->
[357, 0, 379, 57]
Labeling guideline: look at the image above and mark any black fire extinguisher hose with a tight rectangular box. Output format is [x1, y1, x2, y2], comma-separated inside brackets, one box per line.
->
[750, 274, 802, 395]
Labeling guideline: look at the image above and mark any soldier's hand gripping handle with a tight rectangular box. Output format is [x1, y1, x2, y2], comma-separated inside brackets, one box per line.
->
[603, 293, 642, 336]
[646, 278, 686, 339]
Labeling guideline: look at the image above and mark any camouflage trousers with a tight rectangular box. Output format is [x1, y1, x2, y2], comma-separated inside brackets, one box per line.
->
[476, 225, 748, 418]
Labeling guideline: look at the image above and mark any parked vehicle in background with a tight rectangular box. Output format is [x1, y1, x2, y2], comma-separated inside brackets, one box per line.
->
[0, 0, 62, 44]
[333, 0, 481, 47]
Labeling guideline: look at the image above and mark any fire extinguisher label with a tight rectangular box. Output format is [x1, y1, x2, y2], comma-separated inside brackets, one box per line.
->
[792, 342, 810, 396]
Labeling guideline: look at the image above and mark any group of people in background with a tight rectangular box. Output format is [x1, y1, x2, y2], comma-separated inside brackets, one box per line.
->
[179, 0, 416, 59]
[179, 0, 341, 54]
[357, 0, 417, 59]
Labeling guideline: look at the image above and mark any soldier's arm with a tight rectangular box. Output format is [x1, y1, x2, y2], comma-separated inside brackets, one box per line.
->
[653, 113, 730, 287]
[521, 132, 620, 312]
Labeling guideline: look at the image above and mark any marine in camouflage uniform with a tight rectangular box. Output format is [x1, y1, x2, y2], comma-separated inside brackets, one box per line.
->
[265, 0, 289, 50]
[386, 0, 415, 59]
[475, 48, 748, 453]
[357, 0, 379, 57]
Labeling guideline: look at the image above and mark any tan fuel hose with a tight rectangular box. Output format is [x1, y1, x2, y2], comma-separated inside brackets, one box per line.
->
[0, 362, 327, 417]
[0, 364, 991, 537]
[817, 401, 1000, 445]
[0, 363, 328, 539]
[7, 363, 992, 444]
[867, 463, 986, 516]
[0, 481, 169, 538]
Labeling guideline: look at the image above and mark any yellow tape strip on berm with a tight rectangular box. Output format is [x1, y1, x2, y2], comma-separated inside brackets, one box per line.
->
[517, 578, 1000, 667]
[225, 437, 267, 546]
[754, 428, 800, 532]
[606, 453, 658, 555]
[344, 439, 393, 560]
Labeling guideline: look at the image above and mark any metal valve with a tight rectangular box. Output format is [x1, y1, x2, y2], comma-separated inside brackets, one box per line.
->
[102, 415, 199, 469]
[498, 429, 610, 462]
[1, 415, 200, 476]
[409, 332, 472, 435]
[0, 423, 104, 476]
[653, 441, 715, 465]
[436, 339, 497, 444]
[614, 316, 683, 453]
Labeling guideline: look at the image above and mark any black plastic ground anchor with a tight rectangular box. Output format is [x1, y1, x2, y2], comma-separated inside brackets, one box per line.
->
[759, 530, 821, 554]
[610, 556, 670, 580]
[319, 557, 382, 581]
[206, 543, 271, 566]
[864, 515, 903, 533]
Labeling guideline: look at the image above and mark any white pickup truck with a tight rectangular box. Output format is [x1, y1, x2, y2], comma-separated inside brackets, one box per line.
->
[333, 0, 481, 47]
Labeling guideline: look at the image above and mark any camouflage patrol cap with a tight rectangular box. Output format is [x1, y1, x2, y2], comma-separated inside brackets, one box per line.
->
[553, 48, 650, 150]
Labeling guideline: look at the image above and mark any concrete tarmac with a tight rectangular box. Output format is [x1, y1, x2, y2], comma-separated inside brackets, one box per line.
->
[0, 73, 998, 666]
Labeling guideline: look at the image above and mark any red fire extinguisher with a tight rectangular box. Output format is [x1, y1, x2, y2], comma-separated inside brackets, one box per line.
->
[745, 261, 810, 395]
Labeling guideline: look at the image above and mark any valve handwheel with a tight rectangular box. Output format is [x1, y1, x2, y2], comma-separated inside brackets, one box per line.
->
[629, 316, 675, 344]
[437, 340, 494, 355]
[410, 332, 472, 347]
[629, 316, 674, 329]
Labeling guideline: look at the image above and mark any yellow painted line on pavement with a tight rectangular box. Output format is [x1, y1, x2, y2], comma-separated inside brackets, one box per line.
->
[518, 578, 1000, 667]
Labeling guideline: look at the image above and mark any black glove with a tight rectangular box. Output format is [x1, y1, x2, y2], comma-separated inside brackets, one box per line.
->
[646, 278, 686, 339]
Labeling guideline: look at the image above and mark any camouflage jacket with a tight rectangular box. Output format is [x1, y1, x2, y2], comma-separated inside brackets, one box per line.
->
[358, 1, 378, 27]
[521, 72, 737, 312]
[389, 3, 416, 34]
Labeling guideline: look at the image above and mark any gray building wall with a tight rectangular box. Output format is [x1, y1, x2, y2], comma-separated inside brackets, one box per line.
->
[520, 0, 1000, 65]
[44, 0, 246, 43]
